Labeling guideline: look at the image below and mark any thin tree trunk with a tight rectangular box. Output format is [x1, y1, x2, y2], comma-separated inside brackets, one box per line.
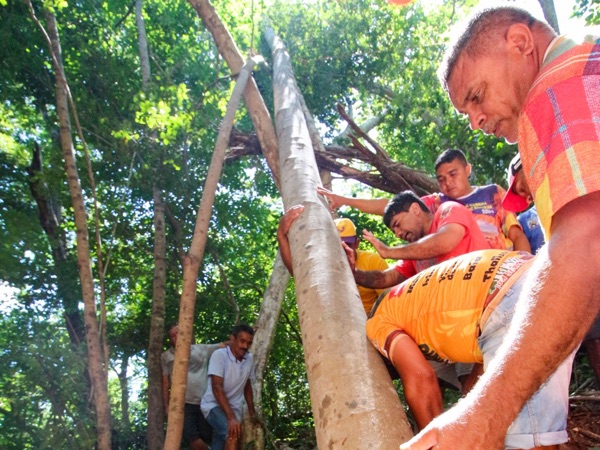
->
[118, 354, 131, 431]
[148, 186, 167, 450]
[243, 253, 290, 449]
[265, 26, 413, 448]
[134, 0, 168, 447]
[35, 5, 112, 449]
[163, 56, 258, 450]
[186, 0, 281, 190]
[537, 0, 560, 33]
[27, 142, 86, 345]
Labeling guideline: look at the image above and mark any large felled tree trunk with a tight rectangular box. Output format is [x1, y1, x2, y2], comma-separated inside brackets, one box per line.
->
[265, 27, 413, 448]
[39, 6, 112, 450]
[163, 57, 258, 450]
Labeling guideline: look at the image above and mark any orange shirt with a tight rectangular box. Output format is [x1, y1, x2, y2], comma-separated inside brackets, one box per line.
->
[367, 250, 533, 364]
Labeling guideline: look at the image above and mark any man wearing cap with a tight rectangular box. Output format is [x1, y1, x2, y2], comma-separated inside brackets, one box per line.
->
[368, 249, 575, 448]
[334, 217, 389, 315]
[277, 206, 388, 315]
[503, 154, 544, 255]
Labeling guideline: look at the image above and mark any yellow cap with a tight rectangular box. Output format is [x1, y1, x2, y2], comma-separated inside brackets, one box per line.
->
[334, 218, 357, 238]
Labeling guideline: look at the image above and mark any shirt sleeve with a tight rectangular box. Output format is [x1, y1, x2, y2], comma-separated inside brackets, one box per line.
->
[436, 201, 473, 230]
[160, 350, 171, 376]
[393, 259, 416, 279]
[207, 349, 225, 378]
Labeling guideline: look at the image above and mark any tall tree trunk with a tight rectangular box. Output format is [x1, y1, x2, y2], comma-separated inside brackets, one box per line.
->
[148, 187, 167, 450]
[186, 0, 281, 190]
[164, 57, 258, 450]
[118, 354, 131, 431]
[245, 253, 290, 449]
[537, 0, 560, 33]
[39, 6, 112, 450]
[134, 1, 168, 447]
[27, 142, 86, 345]
[265, 27, 413, 448]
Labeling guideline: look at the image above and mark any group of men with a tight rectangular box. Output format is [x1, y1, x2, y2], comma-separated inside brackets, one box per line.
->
[278, 4, 599, 449]
[163, 4, 598, 450]
[161, 323, 257, 450]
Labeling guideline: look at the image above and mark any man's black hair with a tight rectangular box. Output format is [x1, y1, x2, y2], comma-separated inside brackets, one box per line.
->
[232, 323, 255, 337]
[434, 148, 468, 171]
[383, 191, 429, 229]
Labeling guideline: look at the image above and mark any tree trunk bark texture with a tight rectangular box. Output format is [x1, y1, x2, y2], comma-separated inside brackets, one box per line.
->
[148, 186, 167, 450]
[186, 0, 281, 190]
[265, 27, 413, 449]
[163, 57, 257, 450]
[43, 8, 112, 450]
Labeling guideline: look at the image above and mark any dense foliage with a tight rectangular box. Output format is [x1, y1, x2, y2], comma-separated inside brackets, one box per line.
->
[0, 0, 589, 448]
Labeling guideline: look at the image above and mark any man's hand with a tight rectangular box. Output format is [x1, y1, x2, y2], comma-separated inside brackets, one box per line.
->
[362, 230, 392, 258]
[227, 417, 242, 441]
[278, 204, 304, 237]
[399, 399, 504, 450]
[317, 186, 347, 210]
[341, 242, 357, 272]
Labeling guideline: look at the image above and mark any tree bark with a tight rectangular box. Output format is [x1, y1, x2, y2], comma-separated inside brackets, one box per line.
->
[163, 56, 258, 450]
[265, 26, 413, 448]
[27, 142, 85, 345]
[148, 186, 167, 450]
[38, 6, 112, 450]
[186, 0, 281, 190]
[537, 0, 560, 33]
[227, 131, 438, 196]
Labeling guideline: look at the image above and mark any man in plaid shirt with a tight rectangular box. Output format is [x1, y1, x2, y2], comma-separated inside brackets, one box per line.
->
[403, 5, 600, 450]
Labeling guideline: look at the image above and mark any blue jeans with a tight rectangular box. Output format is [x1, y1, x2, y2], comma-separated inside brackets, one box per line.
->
[206, 407, 229, 450]
[478, 271, 575, 449]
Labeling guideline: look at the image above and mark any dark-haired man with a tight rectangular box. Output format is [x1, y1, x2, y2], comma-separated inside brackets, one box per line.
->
[423, 148, 530, 252]
[347, 190, 490, 290]
[201, 324, 257, 450]
[403, 6, 600, 450]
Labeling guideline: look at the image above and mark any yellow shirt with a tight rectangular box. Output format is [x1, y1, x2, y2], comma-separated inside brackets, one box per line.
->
[366, 250, 533, 364]
[355, 249, 389, 315]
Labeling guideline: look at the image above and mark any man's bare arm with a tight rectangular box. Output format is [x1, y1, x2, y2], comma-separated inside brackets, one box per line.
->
[354, 266, 406, 289]
[277, 205, 305, 274]
[363, 223, 466, 260]
[508, 224, 532, 253]
[317, 186, 389, 215]
[243, 379, 257, 418]
[210, 375, 241, 439]
[389, 332, 443, 430]
[162, 374, 170, 416]
[402, 193, 600, 449]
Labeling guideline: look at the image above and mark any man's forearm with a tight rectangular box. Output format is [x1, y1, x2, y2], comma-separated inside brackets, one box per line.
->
[213, 384, 237, 420]
[354, 268, 404, 289]
[460, 200, 600, 436]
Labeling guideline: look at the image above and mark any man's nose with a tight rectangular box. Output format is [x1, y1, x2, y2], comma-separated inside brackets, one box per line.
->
[467, 107, 485, 131]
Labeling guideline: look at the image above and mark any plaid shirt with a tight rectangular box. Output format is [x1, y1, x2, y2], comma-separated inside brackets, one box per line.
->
[518, 33, 600, 237]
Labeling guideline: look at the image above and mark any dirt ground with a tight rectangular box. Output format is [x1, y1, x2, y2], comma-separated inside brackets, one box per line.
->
[565, 392, 600, 449]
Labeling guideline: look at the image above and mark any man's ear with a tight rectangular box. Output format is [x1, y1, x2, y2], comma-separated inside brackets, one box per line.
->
[410, 202, 421, 215]
[506, 23, 535, 57]
[465, 163, 472, 178]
